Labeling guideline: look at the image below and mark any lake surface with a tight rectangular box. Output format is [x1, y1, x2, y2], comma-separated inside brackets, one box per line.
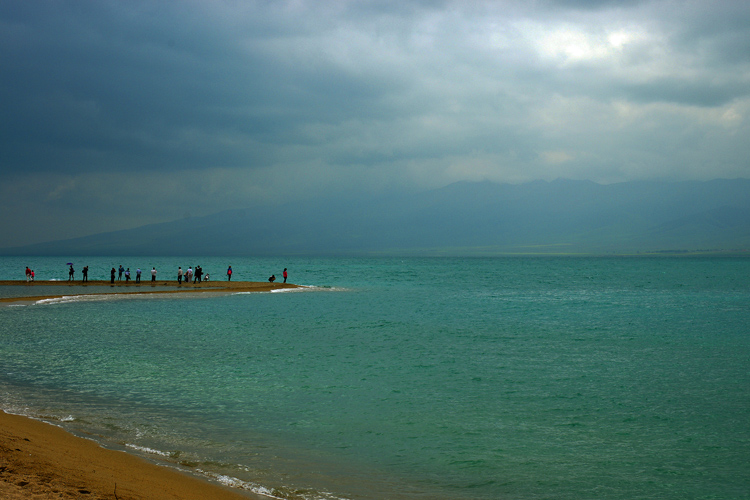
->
[1, 255, 749, 499]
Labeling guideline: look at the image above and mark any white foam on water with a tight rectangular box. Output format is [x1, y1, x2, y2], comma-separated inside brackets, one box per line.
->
[32, 292, 184, 306]
[196, 469, 283, 499]
[35, 294, 114, 305]
[198, 469, 351, 500]
[271, 285, 349, 293]
[125, 443, 172, 457]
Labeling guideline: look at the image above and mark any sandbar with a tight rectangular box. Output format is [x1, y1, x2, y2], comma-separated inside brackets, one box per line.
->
[0, 280, 301, 304]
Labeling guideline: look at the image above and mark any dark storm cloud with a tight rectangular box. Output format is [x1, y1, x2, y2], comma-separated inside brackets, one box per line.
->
[2, 1, 273, 172]
[1, 0, 424, 175]
[1, 0, 749, 247]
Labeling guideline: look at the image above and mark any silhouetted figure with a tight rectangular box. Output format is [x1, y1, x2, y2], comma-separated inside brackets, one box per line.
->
[227, 266, 232, 281]
[268, 275, 276, 282]
[111, 268, 116, 284]
[82, 266, 88, 282]
[68, 265, 74, 281]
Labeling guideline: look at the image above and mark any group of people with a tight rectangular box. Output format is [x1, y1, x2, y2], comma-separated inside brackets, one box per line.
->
[178, 265, 288, 284]
[177, 266, 208, 284]
[66, 265, 89, 282]
[109, 265, 157, 284]
[23, 264, 290, 284]
[268, 268, 288, 283]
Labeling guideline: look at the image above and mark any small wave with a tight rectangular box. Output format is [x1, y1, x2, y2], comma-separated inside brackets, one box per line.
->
[233, 286, 348, 295]
[308, 286, 349, 292]
[35, 295, 109, 305]
[196, 470, 283, 499]
[279, 285, 350, 292]
[195, 468, 351, 500]
[33, 292, 180, 306]
[125, 443, 173, 458]
[269, 285, 325, 293]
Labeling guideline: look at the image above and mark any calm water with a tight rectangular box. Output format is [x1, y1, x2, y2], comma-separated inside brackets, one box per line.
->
[1, 256, 749, 499]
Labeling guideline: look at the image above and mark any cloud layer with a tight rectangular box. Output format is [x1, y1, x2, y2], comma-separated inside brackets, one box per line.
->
[2, 0, 749, 246]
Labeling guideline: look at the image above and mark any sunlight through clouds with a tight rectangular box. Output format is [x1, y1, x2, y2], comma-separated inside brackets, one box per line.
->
[521, 22, 646, 65]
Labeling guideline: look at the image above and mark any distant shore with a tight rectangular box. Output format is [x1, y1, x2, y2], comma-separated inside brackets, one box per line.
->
[0, 280, 301, 304]
[0, 410, 262, 499]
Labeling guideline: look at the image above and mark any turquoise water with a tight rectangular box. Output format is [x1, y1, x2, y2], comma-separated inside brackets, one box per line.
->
[1, 256, 749, 499]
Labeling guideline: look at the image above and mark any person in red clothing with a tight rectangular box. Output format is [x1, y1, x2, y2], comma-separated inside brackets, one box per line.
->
[283, 268, 288, 283]
[227, 266, 232, 281]
[25, 267, 31, 282]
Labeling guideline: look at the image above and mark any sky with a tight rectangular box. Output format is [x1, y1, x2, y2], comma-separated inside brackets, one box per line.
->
[1, 0, 749, 247]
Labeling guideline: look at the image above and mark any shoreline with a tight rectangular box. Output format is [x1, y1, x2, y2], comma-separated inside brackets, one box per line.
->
[0, 410, 265, 499]
[0, 280, 301, 304]
[1, 279, 303, 499]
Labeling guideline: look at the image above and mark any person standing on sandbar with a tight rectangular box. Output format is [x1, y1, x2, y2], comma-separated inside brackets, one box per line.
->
[151, 267, 157, 282]
[110, 267, 115, 284]
[227, 266, 232, 281]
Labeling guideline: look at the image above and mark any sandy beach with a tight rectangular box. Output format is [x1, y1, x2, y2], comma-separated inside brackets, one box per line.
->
[0, 279, 300, 304]
[0, 410, 264, 499]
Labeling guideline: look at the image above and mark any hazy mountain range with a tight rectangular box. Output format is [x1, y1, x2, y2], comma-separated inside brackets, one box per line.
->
[3, 179, 750, 256]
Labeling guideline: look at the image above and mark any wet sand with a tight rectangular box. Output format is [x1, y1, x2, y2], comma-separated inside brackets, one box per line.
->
[0, 280, 301, 304]
[0, 410, 262, 499]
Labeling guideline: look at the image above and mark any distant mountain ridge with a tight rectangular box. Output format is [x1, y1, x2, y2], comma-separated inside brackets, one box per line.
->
[3, 179, 750, 256]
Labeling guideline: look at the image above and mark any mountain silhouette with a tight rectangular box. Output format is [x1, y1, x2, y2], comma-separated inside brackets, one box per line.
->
[3, 179, 750, 256]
